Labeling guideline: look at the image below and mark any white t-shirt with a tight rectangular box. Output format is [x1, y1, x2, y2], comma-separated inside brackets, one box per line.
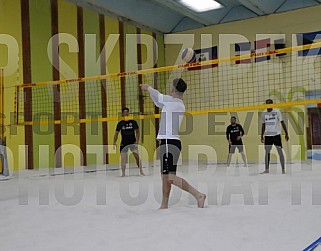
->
[261, 108, 283, 136]
[148, 86, 185, 140]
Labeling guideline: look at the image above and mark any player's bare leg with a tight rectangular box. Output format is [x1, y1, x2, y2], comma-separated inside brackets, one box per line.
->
[227, 153, 232, 167]
[133, 152, 145, 176]
[160, 174, 171, 209]
[160, 174, 206, 209]
[261, 153, 270, 173]
[120, 152, 127, 177]
[241, 152, 247, 167]
[168, 174, 206, 208]
[261, 146, 271, 174]
[276, 146, 286, 174]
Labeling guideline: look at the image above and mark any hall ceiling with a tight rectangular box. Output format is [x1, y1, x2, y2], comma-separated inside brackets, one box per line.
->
[68, 0, 321, 33]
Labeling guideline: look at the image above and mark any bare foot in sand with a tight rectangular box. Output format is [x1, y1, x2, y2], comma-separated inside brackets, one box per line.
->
[140, 171, 145, 176]
[196, 193, 206, 208]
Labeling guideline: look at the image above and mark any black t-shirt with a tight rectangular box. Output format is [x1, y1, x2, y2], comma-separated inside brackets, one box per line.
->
[226, 123, 244, 144]
[116, 120, 139, 145]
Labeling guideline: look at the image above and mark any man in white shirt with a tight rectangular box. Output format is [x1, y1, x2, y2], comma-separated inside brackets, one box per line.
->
[140, 78, 206, 209]
[261, 99, 289, 174]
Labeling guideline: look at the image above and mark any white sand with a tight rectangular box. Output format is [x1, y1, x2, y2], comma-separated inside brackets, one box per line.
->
[1, 162, 321, 251]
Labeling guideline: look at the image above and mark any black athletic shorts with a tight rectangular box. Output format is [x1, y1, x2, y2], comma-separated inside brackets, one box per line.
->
[229, 144, 244, 154]
[264, 135, 282, 150]
[159, 139, 182, 175]
[120, 142, 138, 153]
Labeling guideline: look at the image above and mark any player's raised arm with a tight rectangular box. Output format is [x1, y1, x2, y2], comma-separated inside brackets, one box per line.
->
[140, 84, 164, 108]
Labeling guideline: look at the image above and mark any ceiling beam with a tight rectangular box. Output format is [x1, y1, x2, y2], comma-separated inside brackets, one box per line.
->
[151, 0, 212, 26]
[218, 6, 234, 24]
[273, 0, 287, 13]
[65, 0, 164, 33]
[235, 0, 265, 15]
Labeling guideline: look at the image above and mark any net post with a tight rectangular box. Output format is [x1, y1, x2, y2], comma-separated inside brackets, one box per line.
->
[0, 68, 4, 139]
[14, 85, 19, 125]
[0, 68, 9, 177]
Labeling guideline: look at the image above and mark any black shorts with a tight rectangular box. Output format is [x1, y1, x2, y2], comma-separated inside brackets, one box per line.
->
[229, 144, 244, 154]
[264, 135, 282, 150]
[159, 139, 182, 175]
[120, 143, 138, 153]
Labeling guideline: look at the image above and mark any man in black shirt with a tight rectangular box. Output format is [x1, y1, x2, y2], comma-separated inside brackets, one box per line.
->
[226, 116, 247, 167]
[113, 108, 144, 177]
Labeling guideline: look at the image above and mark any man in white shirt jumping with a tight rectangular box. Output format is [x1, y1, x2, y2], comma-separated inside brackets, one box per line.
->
[140, 78, 206, 209]
[261, 99, 289, 174]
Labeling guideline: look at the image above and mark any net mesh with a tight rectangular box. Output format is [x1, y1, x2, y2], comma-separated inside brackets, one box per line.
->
[14, 42, 321, 125]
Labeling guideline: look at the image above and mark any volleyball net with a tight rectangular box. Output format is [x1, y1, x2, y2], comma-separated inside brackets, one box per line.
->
[13, 41, 321, 126]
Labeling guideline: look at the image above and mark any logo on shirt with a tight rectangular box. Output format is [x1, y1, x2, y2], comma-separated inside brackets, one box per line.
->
[231, 127, 240, 133]
[265, 113, 276, 121]
[122, 122, 134, 131]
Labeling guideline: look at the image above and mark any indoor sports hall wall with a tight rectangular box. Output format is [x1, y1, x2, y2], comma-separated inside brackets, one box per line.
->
[165, 5, 321, 163]
[0, 0, 164, 170]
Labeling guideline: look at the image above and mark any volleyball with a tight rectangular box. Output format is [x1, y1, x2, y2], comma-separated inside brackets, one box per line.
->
[181, 48, 196, 63]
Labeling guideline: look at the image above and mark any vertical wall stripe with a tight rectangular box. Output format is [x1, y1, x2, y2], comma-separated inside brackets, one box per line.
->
[136, 28, 144, 143]
[118, 21, 126, 108]
[99, 14, 108, 164]
[138, 29, 156, 161]
[58, 0, 80, 167]
[155, 33, 165, 153]
[29, 0, 55, 168]
[137, 28, 143, 113]
[83, 8, 102, 165]
[0, 0, 25, 170]
[51, 0, 62, 167]
[104, 16, 120, 164]
[21, 0, 33, 169]
[123, 23, 138, 112]
[153, 32, 160, 150]
[77, 6, 87, 166]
